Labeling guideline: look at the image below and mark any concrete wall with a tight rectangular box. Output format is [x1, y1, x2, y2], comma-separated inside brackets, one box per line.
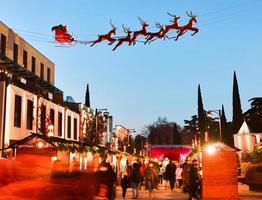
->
[0, 22, 55, 84]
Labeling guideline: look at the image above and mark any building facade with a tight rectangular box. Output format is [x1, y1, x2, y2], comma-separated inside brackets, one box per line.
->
[0, 21, 112, 156]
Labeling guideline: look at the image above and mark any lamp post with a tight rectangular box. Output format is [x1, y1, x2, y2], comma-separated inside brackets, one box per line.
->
[206, 110, 222, 141]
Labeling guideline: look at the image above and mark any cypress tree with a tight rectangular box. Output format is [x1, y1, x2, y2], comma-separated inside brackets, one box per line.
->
[197, 84, 206, 145]
[232, 71, 243, 134]
[85, 83, 90, 107]
[220, 105, 227, 143]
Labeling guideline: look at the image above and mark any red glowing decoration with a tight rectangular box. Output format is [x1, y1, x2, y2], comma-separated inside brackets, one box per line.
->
[51, 24, 75, 43]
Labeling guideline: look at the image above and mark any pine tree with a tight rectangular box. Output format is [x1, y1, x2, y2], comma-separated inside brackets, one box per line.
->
[197, 84, 206, 145]
[85, 83, 90, 107]
[232, 71, 243, 134]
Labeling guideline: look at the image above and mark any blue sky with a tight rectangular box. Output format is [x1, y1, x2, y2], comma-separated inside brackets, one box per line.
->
[1, 0, 262, 133]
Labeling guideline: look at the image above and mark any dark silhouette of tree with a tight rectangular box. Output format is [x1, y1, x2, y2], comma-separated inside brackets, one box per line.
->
[197, 84, 206, 145]
[85, 84, 90, 107]
[146, 117, 182, 145]
[184, 115, 198, 134]
[220, 105, 227, 142]
[232, 71, 243, 134]
[182, 115, 199, 145]
[243, 98, 262, 133]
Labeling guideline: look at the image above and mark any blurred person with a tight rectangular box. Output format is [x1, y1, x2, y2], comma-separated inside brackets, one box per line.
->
[182, 160, 190, 193]
[188, 159, 201, 200]
[131, 162, 142, 199]
[96, 161, 117, 200]
[175, 164, 183, 188]
[165, 160, 176, 190]
[144, 162, 158, 198]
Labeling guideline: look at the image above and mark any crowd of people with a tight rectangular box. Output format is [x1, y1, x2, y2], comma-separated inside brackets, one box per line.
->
[93, 157, 201, 200]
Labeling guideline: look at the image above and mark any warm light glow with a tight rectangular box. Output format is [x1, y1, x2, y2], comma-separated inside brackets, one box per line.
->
[84, 157, 88, 170]
[37, 141, 44, 148]
[87, 152, 93, 162]
[51, 156, 57, 162]
[237, 135, 242, 150]
[206, 144, 216, 155]
[246, 135, 251, 151]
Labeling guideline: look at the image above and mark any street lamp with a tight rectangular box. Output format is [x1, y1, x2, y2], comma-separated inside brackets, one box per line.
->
[206, 110, 222, 141]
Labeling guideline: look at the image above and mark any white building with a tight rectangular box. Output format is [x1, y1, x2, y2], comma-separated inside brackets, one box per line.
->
[234, 120, 261, 152]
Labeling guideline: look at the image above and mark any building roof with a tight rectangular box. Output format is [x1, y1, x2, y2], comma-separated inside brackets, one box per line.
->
[0, 54, 63, 94]
[237, 120, 252, 135]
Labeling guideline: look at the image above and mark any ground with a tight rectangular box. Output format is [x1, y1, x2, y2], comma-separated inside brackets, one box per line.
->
[0, 178, 261, 200]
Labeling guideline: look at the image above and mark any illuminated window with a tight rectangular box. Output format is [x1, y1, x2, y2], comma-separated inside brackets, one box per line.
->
[14, 95, 22, 127]
[26, 100, 33, 130]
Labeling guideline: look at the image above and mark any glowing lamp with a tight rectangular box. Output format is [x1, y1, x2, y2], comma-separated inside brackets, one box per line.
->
[205, 144, 216, 155]
[37, 141, 44, 148]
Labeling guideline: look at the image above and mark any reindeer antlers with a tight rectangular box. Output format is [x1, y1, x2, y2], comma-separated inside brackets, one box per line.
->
[138, 17, 147, 25]
[122, 24, 130, 33]
[167, 12, 175, 17]
[186, 11, 196, 17]
[155, 22, 162, 28]
[110, 19, 117, 30]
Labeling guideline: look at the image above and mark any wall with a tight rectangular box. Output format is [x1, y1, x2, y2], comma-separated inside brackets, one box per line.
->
[5, 84, 37, 144]
[4, 84, 80, 146]
[0, 22, 55, 84]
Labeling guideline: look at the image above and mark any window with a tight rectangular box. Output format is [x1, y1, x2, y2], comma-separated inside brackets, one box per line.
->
[23, 50, 28, 68]
[26, 100, 33, 130]
[67, 116, 71, 139]
[13, 43, 18, 63]
[31, 56, 36, 73]
[1, 34, 6, 56]
[40, 105, 46, 134]
[74, 118, 77, 140]
[47, 68, 50, 83]
[58, 112, 62, 136]
[14, 95, 22, 127]
[40, 63, 44, 79]
[50, 108, 55, 125]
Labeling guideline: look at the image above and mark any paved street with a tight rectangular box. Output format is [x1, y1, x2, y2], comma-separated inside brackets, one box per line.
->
[0, 178, 261, 200]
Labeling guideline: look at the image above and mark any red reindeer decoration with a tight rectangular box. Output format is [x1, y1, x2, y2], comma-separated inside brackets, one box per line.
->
[131, 17, 149, 45]
[112, 25, 132, 51]
[90, 20, 117, 46]
[175, 11, 198, 41]
[163, 12, 181, 36]
[144, 23, 166, 45]
[51, 25, 75, 43]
